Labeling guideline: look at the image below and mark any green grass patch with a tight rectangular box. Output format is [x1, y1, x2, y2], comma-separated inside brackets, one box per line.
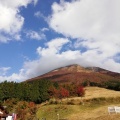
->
[36, 105, 78, 120]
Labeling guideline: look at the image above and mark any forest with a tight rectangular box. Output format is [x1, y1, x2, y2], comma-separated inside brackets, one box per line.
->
[0, 80, 85, 104]
[0, 79, 120, 104]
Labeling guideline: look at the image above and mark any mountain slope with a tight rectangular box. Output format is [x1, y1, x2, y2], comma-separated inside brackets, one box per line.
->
[26, 64, 120, 84]
[86, 67, 120, 78]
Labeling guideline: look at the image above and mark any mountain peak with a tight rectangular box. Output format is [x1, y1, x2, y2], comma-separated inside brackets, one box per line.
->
[52, 64, 91, 73]
[25, 64, 120, 84]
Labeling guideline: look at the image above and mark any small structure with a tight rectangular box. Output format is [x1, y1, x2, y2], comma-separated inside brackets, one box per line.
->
[0, 105, 8, 119]
[108, 106, 120, 114]
[6, 116, 13, 120]
[108, 107, 115, 114]
[115, 106, 120, 114]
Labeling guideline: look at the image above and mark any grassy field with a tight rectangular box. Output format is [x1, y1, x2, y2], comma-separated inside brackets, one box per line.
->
[36, 87, 120, 120]
[66, 87, 120, 101]
[85, 87, 120, 99]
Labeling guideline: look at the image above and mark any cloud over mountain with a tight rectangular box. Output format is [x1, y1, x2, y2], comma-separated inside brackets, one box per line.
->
[48, 0, 120, 72]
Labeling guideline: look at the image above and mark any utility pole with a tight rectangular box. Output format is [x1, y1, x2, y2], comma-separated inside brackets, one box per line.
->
[57, 113, 59, 120]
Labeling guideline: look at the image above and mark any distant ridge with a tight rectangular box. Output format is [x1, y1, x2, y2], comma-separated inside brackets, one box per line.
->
[86, 67, 120, 78]
[25, 64, 120, 84]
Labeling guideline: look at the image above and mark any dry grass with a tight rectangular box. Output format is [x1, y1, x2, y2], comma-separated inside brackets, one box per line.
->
[37, 87, 120, 120]
[65, 87, 120, 101]
[37, 103, 120, 120]
[85, 87, 120, 99]
[66, 87, 120, 119]
[68, 104, 120, 120]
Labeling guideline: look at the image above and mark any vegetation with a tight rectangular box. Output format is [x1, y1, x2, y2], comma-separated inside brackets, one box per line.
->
[105, 80, 120, 91]
[0, 76, 120, 120]
[1, 85, 120, 120]
[0, 80, 86, 104]
[82, 79, 120, 91]
[37, 103, 120, 120]
[1, 99, 37, 120]
[0, 80, 52, 103]
[0, 79, 86, 119]
[36, 87, 120, 120]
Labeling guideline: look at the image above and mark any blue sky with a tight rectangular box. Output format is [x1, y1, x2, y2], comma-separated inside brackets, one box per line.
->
[0, 0, 120, 82]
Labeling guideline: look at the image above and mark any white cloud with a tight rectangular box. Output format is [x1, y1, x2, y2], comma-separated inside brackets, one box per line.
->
[0, 72, 26, 82]
[0, 0, 37, 8]
[0, 0, 38, 43]
[41, 28, 49, 32]
[0, 67, 11, 76]
[0, 34, 11, 43]
[37, 38, 70, 56]
[20, 38, 120, 82]
[49, 0, 120, 57]
[0, 38, 72, 82]
[26, 30, 46, 40]
[46, 0, 120, 71]
[1, 37, 120, 82]
[34, 11, 43, 18]
[34, 11, 47, 20]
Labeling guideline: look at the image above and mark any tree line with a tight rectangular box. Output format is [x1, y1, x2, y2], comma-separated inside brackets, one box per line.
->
[82, 79, 120, 91]
[0, 80, 85, 104]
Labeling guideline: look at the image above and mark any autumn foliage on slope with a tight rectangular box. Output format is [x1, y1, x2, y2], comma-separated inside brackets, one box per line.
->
[48, 84, 85, 100]
[26, 64, 120, 85]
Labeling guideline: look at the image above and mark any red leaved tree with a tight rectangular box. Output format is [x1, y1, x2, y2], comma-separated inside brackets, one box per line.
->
[76, 86, 85, 97]
[58, 87, 69, 99]
[76, 86, 85, 105]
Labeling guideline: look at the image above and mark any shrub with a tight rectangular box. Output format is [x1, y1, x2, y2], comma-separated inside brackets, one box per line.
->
[67, 101, 75, 105]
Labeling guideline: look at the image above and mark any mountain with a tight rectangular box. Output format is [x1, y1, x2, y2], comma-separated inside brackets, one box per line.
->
[86, 67, 120, 78]
[26, 64, 120, 84]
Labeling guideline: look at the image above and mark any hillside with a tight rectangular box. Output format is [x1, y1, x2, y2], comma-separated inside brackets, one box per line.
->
[71, 87, 120, 100]
[36, 87, 120, 120]
[86, 67, 120, 79]
[26, 64, 120, 84]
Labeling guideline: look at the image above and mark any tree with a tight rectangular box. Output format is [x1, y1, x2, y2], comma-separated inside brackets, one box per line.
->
[48, 86, 58, 99]
[82, 80, 90, 87]
[63, 83, 76, 96]
[76, 86, 85, 97]
[38, 79, 53, 103]
[76, 86, 85, 105]
[53, 82, 59, 89]
[58, 87, 69, 99]
[0, 81, 16, 101]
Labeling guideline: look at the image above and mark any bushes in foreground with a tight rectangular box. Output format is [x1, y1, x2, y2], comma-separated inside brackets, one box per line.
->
[1, 99, 37, 120]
